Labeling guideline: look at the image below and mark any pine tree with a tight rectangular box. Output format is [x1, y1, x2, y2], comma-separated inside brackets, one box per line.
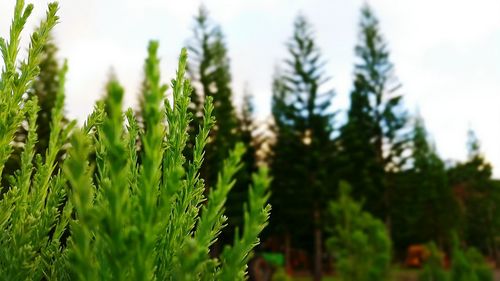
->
[338, 74, 382, 216]
[225, 88, 259, 239]
[186, 6, 239, 192]
[269, 70, 308, 273]
[394, 117, 460, 248]
[269, 15, 336, 280]
[338, 4, 408, 225]
[448, 130, 499, 259]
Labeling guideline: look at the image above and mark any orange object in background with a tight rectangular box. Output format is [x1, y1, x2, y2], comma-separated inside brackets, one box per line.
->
[405, 244, 450, 268]
[405, 244, 431, 267]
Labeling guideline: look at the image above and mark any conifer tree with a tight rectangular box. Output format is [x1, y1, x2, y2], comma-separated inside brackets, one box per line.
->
[238, 88, 258, 174]
[225, 88, 259, 238]
[339, 4, 408, 225]
[448, 130, 499, 259]
[394, 117, 460, 249]
[269, 15, 335, 280]
[269, 70, 308, 273]
[186, 6, 239, 191]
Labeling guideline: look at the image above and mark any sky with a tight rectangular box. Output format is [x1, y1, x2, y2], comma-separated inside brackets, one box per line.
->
[0, 0, 500, 175]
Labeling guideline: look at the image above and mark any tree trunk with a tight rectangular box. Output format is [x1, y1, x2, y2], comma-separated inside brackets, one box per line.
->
[384, 177, 393, 240]
[384, 197, 392, 240]
[313, 207, 322, 281]
[285, 232, 292, 275]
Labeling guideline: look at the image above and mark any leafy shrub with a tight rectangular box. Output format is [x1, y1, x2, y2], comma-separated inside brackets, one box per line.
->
[419, 239, 493, 281]
[464, 248, 493, 281]
[419, 242, 449, 281]
[326, 182, 391, 281]
[0, 1, 271, 280]
[450, 235, 493, 281]
[272, 267, 291, 281]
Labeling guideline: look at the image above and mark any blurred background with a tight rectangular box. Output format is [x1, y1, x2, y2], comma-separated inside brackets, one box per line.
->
[1, 0, 500, 280]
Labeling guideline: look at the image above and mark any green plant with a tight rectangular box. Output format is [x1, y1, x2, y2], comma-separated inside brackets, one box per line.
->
[338, 3, 408, 223]
[450, 235, 493, 281]
[326, 182, 391, 281]
[0, 1, 271, 280]
[2, 35, 68, 188]
[464, 248, 493, 281]
[419, 242, 449, 281]
[0, 2, 73, 280]
[272, 267, 291, 281]
[186, 6, 240, 193]
[269, 15, 336, 280]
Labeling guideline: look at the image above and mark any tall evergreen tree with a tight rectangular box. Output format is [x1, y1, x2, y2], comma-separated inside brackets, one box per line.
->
[269, 15, 335, 280]
[339, 4, 408, 225]
[225, 88, 259, 236]
[448, 130, 500, 259]
[186, 6, 239, 193]
[393, 117, 460, 249]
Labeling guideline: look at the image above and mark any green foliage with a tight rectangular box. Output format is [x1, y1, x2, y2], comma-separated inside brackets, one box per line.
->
[448, 130, 499, 256]
[30, 38, 68, 155]
[64, 45, 271, 281]
[326, 182, 391, 281]
[0, 0, 59, 181]
[338, 3, 408, 220]
[272, 267, 292, 281]
[269, 13, 335, 240]
[450, 236, 493, 281]
[464, 248, 493, 281]
[269, 15, 336, 279]
[186, 7, 254, 247]
[419, 242, 449, 281]
[2, 36, 67, 187]
[0, 2, 70, 280]
[0, 2, 271, 280]
[226, 88, 260, 240]
[186, 6, 240, 191]
[392, 117, 459, 251]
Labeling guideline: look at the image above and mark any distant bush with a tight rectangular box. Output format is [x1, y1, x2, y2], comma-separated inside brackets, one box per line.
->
[420, 236, 494, 281]
[272, 267, 291, 281]
[419, 242, 449, 281]
[0, 1, 271, 280]
[464, 248, 494, 281]
[450, 236, 493, 281]
[326, 182, 392, 281]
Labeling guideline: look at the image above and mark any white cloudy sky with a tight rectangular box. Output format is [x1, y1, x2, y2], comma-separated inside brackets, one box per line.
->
[1, 0, 499, 175]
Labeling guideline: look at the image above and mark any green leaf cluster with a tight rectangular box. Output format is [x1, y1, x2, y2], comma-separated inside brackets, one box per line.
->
[420, 237, 493, 281]
[338, 4, 409, 221]
[419, 242, 448, 281]
[326, 182, 392, 281]
[0, 2, 271, 280]
[449, 235, 493, 281]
